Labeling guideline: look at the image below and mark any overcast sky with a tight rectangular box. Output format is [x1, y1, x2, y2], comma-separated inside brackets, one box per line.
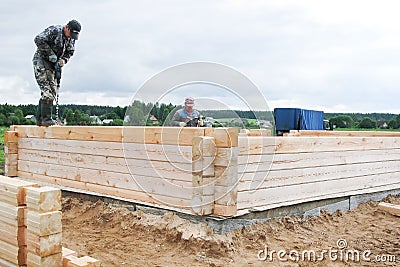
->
[1, 0, 400, 113]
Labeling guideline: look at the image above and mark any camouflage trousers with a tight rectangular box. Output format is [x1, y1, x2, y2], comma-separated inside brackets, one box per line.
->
[33, 58, 57, 102]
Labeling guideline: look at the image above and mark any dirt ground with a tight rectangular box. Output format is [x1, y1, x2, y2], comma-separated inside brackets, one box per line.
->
[62, 195, 400, 267]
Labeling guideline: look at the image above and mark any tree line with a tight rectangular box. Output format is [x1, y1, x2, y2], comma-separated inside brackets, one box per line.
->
[1, 103, 400, 129]
[325, 113, 399, 129]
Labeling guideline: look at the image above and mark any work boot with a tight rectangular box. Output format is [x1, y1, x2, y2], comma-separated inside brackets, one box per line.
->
[38, 99, 56, 126]
[36, 99, 43, 126]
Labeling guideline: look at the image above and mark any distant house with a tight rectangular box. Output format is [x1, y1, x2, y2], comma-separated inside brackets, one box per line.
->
[149, 115, 158, 125]
[102, 119, 114, 124]
[377, 120, 388, 128]
[90, 115, 103, 125]
[257, 120, 273, 128]
[25, 115, 37, 123]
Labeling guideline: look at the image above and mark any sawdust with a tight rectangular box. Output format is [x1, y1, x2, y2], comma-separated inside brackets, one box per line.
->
[62, 195, 400, 266]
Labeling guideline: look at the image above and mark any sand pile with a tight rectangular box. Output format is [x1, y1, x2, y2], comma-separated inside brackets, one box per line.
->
[62, 195, 400, 266]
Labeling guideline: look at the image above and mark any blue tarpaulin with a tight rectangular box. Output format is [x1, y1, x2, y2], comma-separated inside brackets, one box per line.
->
[274, 108, 324, 131]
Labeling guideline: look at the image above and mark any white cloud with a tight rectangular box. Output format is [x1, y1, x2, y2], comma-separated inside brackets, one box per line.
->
[0, 76, 36, 104]
[1, 1, 400, 113]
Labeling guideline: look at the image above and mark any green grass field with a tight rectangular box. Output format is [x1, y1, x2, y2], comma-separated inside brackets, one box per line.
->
[0, 127, 8, 175]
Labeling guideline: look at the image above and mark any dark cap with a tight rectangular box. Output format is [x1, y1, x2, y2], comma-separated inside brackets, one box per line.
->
[67, 19, 81, 40]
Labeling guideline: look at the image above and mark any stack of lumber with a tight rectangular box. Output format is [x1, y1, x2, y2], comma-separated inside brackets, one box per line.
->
[26, 186, 62, 267]
[209, 128, 239, 216]
[0, 176, 100, 266]
[4, 131, 18, 177]
[62, 247, 100, 267]
[0, 175, 38, 266]
[191, 136, 216, 215]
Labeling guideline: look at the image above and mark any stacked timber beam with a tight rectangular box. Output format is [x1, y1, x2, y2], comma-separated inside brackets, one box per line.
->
[0, 176, 38, 266]
[191, 136, 216, 215]
[207, 128, 239, 216]
[26, 186, 63, 266]
[4, 131, 18, 177]
[0, 176, 100, 266]
[62, 247, 100, 267]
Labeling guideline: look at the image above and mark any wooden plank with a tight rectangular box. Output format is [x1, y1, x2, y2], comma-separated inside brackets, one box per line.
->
[237, 183, 400, 216]
[215, 185, 237, 205]
[238, 148, 400, 172]
[0, 225, 26, 247]
[62, 247, 77, 258]
[76, 256, 101, 267]
[378, 202, 400, 216]
[4, 142, 18, 154]
[0, 204, 25, 227]
[205, 128, 238, 148]
[213, 204, 237, 216]
[14, 125, 122, 142]
[238, 160, 400, 191]
[25, 186, 61, 213]
[4, 131, 18, 143]
[123, 126, 206, 145]
[0, 240, 19, 265]
[240, 129, 272, 136]
[0, 176, 39, 205]
[27, 252, 62, 267]
[18, 161, 192, 200]
[238, 136, 400, 155]
[238, 136, 276, 155]
[4, 154, 17, 167]
[63, 255, 78, 267]
[18, 138, 193, 163]
[215, 147, 238, 167]
[0, 258, 17, 267]
[237, 171, 400, 210]
[192, 136, 216, 159]
[288, 130, 400, 137]
[27, 211, 62, 236]
[18, 149, 193, 182]
[9, 125, 206, 145]
[4, 165, 17, 178]
[17, 171, 193, 209]
[27, 232, 62, 257]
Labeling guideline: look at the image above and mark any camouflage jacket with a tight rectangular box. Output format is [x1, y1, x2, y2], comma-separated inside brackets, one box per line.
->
[33, 25, 75, 68]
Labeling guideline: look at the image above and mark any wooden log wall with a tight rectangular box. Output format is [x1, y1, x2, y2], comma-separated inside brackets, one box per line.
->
[6, 126, 400, 218]
[8, 126, 238, 216]
[237, 135, 400, 215]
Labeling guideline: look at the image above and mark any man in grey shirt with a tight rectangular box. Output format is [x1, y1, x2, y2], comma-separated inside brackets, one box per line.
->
[171, 97, 202, 127]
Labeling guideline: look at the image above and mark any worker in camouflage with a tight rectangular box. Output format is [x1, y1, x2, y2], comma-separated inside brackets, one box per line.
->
[33, 19, 81, 126]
